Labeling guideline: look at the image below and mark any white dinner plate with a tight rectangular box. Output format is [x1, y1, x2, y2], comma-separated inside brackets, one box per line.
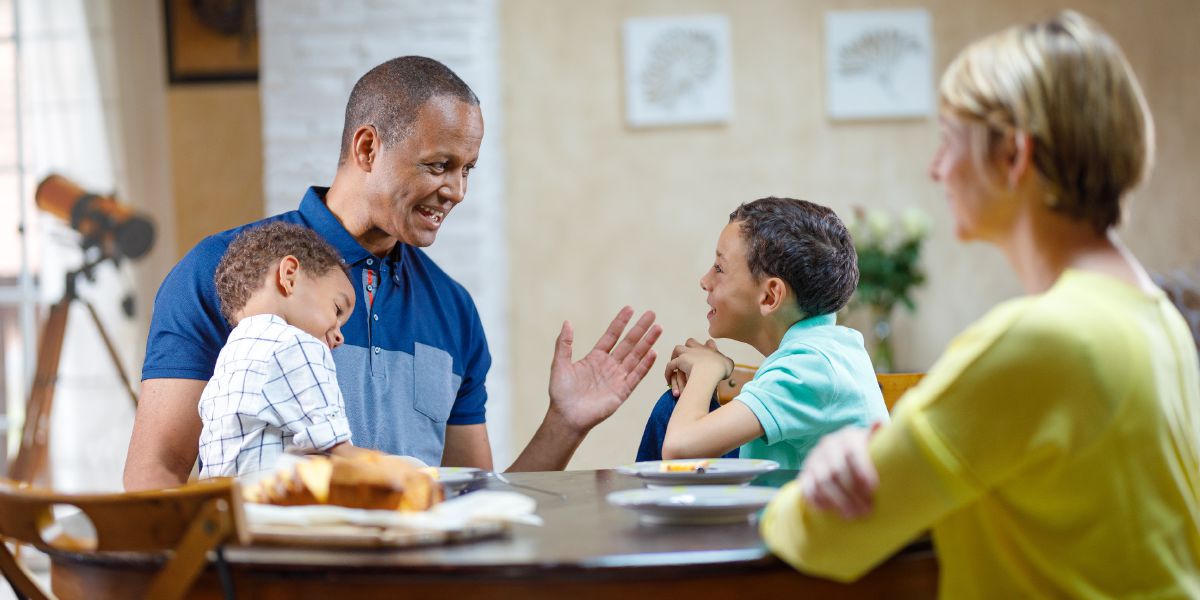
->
[432, 467, 487, 493]
[606, 486, 779, 525]
[614, 458, 780, 486]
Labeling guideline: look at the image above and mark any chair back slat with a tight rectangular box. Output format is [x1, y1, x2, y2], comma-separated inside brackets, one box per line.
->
[0, 478, 247, 552]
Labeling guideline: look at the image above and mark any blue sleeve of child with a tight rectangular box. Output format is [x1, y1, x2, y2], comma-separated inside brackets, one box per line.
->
[734, 351, 839, 446]
[262, 335, 353, 451]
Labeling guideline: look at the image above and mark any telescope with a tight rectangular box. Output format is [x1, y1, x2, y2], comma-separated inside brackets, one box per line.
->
[9, 175, 153, 486]
[35, 174, 156, 261]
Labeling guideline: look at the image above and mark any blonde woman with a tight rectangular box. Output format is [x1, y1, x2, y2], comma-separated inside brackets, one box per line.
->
[761, 11, 1200, 597]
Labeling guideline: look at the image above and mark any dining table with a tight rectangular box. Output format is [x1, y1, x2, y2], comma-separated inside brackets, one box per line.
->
[48, 469, 938, 599]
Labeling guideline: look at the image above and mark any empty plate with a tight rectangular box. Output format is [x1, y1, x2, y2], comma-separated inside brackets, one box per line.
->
[606, 486, 779, 525]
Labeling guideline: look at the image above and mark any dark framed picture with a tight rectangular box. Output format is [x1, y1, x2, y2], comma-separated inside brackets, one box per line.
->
[163, 0, 259, 84]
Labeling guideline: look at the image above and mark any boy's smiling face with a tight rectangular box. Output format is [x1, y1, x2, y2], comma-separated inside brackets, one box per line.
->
[700, 221, 765, 342]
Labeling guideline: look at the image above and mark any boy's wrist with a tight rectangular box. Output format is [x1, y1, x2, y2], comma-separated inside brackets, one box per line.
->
[693, 362, 728, 383]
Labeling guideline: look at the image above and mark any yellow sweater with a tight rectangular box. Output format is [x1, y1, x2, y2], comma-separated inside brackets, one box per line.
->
[762, 270, 1200, 598]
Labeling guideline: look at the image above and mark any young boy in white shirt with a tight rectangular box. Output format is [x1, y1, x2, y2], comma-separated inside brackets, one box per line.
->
[654, 197, 888, 469]
[197, 221, 356, 478]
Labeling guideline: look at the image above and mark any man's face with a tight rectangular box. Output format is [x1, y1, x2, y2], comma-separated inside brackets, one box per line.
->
[365, 96, 484, 248]
[698, 221, 764, 342]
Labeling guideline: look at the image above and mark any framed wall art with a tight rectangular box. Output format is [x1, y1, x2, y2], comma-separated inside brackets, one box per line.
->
[825, 10, 933, 120]
[164, 0, 259, 84]
[622, 14, 733, 128]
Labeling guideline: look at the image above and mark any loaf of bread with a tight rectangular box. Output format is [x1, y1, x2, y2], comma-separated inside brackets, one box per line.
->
[243, 451, 443, 511]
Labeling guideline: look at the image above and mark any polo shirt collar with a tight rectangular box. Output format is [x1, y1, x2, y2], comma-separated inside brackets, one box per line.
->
[782, 312, 837, 342]
[298, 186, 376, 266]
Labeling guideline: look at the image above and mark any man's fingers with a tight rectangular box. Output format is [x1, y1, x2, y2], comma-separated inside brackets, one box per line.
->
[626, 348, 657, 388]
[610, 310, 656, 363]
[591, 306, 634, 355]
[621, 323, 662, 373]
[552, 320, 574, 369]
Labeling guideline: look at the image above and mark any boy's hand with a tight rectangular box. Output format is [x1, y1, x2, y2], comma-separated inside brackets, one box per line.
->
[665, 338, 734, 396]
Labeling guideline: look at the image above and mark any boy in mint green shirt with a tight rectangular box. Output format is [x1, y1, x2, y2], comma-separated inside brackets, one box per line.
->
[657, 197, 887, 469]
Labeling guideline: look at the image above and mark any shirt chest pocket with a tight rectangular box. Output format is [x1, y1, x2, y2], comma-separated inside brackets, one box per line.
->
[413, 342, 456, 423]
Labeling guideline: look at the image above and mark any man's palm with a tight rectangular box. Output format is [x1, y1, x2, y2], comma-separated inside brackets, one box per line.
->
[548, 307, 661, 432]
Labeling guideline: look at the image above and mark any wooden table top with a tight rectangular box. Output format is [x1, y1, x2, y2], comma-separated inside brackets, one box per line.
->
[50, 469, 940, 599]
[222, 468, 803, 575]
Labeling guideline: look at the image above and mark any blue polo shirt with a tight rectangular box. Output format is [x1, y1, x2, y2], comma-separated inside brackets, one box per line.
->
[142, 187, 490, 465]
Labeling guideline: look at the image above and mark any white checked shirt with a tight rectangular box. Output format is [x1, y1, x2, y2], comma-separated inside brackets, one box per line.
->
[198, 313, 352, 478]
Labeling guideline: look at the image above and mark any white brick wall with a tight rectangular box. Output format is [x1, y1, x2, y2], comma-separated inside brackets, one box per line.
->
[259, 0, 512, 466]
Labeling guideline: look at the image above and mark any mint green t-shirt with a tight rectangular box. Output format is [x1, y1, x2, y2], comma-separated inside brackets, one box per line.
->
[736, 314, 889, 469]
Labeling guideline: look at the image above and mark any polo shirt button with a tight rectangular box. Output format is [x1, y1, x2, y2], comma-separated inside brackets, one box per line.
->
[366, 284, 374, 292]
[366, 258, 374, 266]
[373, 347, 381, 354]
[373, 314, 379, 321]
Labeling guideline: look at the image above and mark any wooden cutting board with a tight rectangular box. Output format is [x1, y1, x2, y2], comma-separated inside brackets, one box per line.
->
[248, 520, 508, 549]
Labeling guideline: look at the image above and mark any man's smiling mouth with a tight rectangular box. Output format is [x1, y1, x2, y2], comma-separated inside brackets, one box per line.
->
[416, 205, 445, 225]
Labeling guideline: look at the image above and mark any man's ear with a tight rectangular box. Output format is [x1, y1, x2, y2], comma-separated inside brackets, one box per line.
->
[759, 277, 788, 316]
[351, 125, 379, 173]
[275, 255, 300, 296]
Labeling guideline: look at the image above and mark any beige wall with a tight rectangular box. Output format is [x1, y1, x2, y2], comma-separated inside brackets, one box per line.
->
[501, 0, 1200, 469]
[167, 84, 263, 257]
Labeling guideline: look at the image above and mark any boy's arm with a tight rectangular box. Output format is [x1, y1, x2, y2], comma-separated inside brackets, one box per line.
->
[661, 344, 765, 459]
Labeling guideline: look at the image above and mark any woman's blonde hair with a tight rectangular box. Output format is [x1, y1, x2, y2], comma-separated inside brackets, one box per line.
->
[938, 10, 1154, 234]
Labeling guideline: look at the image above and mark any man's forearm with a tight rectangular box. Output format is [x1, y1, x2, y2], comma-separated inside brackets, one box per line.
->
[506, 410, 587, 472]
[123, 459, 190, 491]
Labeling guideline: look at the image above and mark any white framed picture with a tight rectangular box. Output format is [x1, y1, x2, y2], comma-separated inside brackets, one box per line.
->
[622, 14, 733, 128]
[825, 10, 934, 121]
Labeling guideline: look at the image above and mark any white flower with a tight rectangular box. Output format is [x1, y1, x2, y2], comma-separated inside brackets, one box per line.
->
[901, 208, 931, 241]
[866, 209, 892, 242]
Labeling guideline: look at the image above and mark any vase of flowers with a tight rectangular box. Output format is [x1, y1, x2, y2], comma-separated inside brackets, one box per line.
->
[846, 206, 929, 373]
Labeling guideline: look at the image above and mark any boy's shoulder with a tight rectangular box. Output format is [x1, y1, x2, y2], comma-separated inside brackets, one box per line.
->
[224, 314, 325, 361]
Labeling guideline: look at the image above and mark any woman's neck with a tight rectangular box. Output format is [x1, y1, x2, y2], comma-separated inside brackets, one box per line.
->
[997, 204, 1152, 295]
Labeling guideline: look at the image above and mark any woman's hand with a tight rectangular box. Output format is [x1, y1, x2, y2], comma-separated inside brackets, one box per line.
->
[798, 423, 883, 520]
[664, 338, 733, 396]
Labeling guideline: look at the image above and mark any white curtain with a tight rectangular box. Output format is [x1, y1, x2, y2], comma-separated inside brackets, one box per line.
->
[17, 0, 173, 492]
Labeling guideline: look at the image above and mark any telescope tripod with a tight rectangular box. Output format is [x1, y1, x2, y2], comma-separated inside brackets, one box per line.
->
[7, 258, 139, 485]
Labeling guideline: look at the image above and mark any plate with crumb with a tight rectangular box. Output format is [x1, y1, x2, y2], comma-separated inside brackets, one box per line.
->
[614, 458, 780, 486]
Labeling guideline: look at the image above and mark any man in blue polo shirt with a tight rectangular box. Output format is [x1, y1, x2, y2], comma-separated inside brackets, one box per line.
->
[124, 56, 662, 490]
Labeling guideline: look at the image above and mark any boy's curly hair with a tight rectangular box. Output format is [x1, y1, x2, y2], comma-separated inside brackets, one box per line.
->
[729, 197, 859, 318]
[215, 222, 350, 326]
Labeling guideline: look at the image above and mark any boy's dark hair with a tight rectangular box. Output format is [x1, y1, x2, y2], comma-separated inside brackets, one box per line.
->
[337, 56, 479, 166]
[729, 197, 859, 318]
[215, 222, 350, 326]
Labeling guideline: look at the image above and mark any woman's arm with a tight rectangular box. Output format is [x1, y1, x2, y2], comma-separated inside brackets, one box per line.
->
[761, 416, 964, 582]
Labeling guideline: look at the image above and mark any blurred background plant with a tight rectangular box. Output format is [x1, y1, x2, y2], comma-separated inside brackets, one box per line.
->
[845, 206, 929, 372]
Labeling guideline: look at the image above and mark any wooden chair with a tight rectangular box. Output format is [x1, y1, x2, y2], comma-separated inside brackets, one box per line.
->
[717, 364, 924, 413]
[0, 477, 247, 600]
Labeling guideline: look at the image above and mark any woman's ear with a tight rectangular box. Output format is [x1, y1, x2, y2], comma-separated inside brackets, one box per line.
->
[276, 255, 301, 296]
[759, 277, 788, 316]
[1003, 130, 1036, 190]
